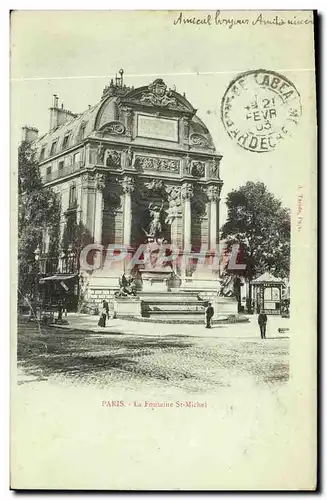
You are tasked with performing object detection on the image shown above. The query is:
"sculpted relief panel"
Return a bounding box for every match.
[134,155,180,174]
[106,150,122,169]
[191,161,205,177]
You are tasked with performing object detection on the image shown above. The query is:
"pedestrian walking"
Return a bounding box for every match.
[258,310,268,339]
[98,305,107,328]
[58,300,63,322]
[205,302,214,329]
[102,299,109,319]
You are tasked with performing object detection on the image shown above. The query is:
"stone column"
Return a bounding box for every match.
[81,173,94,235]
[122,176,134,246]
[181,183,193,249]
[166,186,181,245]
[207,185,221,251]
[94,173,105,243]
[181,183,193,279]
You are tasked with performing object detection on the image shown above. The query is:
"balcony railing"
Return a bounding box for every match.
[43,161,84,183]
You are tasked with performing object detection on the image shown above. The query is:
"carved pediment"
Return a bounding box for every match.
[122,79,195,113]
[140,79,178,108]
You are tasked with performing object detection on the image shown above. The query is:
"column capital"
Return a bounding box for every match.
[207,184,221,202]
[122,175,135,194]
[166,185,181,203]
[181,182,194,200]
[95,172,106,191]
[81,171,97,187]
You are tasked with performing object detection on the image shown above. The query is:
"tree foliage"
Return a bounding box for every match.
[18,140,61,293]
[61,212,93,255]
[221,181,290,280]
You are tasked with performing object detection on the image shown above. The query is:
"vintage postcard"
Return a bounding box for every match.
[10,10,317,490]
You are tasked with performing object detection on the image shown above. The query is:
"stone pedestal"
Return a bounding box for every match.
[181,278,219,291]
[212,296,238,317]
[114,297,142,318]
[139,268,172,292]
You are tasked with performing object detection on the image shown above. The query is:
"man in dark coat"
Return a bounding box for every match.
[205,302,214,329]
[258,311,268,339]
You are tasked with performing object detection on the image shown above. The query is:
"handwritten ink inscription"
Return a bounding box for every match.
[173,10,314,29]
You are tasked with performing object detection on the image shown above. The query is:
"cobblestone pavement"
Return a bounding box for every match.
[17,316,289,393]
[13,317,293,490]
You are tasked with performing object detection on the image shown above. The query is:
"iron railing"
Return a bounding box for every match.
[43,161,84,183]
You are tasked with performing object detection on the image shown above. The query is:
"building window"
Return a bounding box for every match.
[50,140,58,156]
[65,156,72,167]
[39,146,46,161]
[58,161,64,177]
[62,133,70,150]
[69,185,77,208]
[78,124,86,141]
[73,151,82,166]
[46,165,52,181]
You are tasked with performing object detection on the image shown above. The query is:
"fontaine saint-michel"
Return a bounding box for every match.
[22,70,236,319]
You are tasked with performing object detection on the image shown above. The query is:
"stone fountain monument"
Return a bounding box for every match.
[113,202,210,321]
[138,202,176,292]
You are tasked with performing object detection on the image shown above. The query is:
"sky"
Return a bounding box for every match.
[10,10,316,224]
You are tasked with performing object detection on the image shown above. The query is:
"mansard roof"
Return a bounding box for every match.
[36,100,103,157]
[35,77,216,157]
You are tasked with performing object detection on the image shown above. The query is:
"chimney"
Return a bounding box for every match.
[21,126,39,143]
[49,94,77,131]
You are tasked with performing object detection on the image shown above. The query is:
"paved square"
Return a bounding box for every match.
[17,315,289,392]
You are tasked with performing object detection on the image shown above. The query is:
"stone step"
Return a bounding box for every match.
[145,310,205,316]
[143,314,208,322]
[139,292,203,301]
[146,304,205,312]
[143,299,205,305]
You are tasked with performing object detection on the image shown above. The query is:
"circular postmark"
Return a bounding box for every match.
[221,69,302,153]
